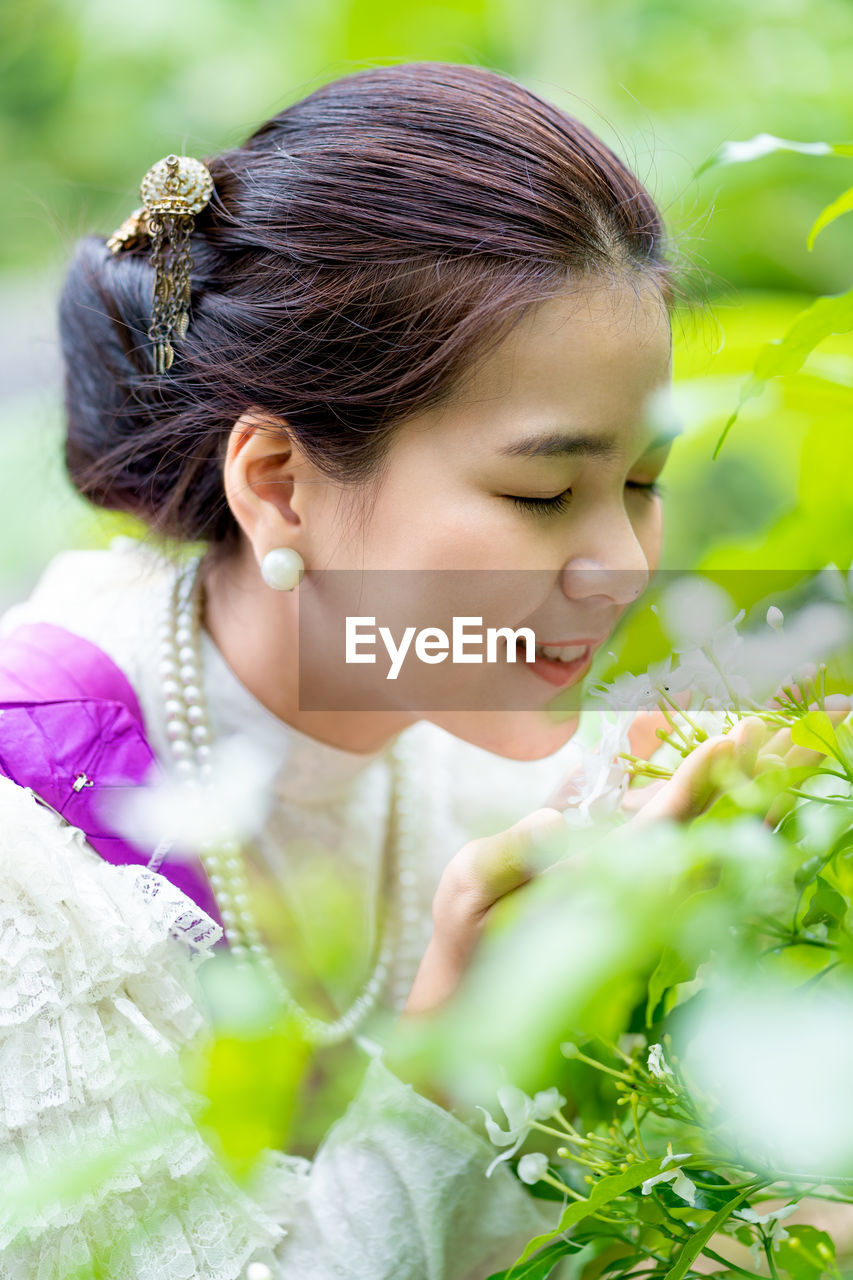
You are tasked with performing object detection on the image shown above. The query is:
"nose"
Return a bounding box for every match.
[560,511,651,605]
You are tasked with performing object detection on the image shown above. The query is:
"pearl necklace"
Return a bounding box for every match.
[158,552,423,1045]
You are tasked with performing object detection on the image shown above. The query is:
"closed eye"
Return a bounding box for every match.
[507,479,663,516]
[506,489,573,515]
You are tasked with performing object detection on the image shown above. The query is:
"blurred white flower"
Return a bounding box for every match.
[647,1044,674,1080]
[107,731,284,860]
[681,981,853,1174]
[738,602,852,700]
[669,644,750,709]
[820,563,853,604]
[477,1084,567,1178]
[517,1152,550,1185]
[560,713,632,828]
[659,578,739,651]
[735,1204,797,1265]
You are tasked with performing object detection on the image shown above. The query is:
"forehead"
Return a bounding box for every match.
[437,275,673,449]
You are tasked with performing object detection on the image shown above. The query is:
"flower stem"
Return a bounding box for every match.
[630,1093,649,1159]
[763,1235,782,1280]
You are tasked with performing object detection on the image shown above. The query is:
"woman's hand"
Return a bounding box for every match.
[623,691,850,825]
[404,725,756,1017]
[403,807,570,1016]
[404,695,850,1018]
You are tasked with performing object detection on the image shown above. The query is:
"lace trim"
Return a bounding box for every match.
[1,1161,296,1280]
[0,777,221,1027]
[0,779,310,1279]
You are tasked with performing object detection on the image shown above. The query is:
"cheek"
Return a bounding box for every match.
[627,494,663,569]
[365,485,544,572]
[642,499,664,568]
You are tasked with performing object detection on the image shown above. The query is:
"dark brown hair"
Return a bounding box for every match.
[59,61,681,552]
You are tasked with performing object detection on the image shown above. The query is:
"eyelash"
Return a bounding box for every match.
[508,480,663,516]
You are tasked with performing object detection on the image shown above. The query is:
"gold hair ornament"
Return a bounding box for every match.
[106,154,214,374]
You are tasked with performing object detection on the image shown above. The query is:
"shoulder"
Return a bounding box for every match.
[0,774,222,1015]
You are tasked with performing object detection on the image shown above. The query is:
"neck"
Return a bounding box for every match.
[201,545,418,754]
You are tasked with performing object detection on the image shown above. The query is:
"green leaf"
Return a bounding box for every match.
[486,1238,585,1280]
[773,1225,837,1280]
[808,185,853,251]
[831,827,853,859]
[790,710,841,758]
[662,1184,757,1280]
[794,854,827,889]
[646,946,690,1027]
[802,876,847,928]
[832,720,853,775]
[510,1157,668,1269]
[693,133,853,180]
[714,288,853,456]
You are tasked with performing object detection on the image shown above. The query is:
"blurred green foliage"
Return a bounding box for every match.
[2,0,853,288]
[3,0,853,602]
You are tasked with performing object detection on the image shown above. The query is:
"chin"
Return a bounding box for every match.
[430,708,580,761]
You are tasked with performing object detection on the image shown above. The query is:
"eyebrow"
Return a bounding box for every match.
[496,423,683,461]
[496,431,619,460]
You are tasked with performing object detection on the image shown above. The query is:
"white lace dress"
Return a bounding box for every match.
[0,538,583,1280]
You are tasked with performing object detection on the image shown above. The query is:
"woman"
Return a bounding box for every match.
[0,61,742,1280]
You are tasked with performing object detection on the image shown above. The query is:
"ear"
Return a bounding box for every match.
[222,407,322,554]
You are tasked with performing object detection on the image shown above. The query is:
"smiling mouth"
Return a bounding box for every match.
[509,636,598,688]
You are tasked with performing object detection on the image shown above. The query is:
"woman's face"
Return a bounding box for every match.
[299,274,675,760]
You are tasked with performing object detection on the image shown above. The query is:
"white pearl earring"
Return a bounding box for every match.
[260,547,305,591]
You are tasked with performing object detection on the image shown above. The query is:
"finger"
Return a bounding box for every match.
[767,695,850,763]
[776,697,850,771]
[621,779,668,813]
[629,735,735,828]
[466,808,570,903]
[726,716,768,775]
[762,726,793,759]
[825,693,852,723]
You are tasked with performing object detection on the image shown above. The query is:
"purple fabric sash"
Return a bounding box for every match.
[0,621,221,927]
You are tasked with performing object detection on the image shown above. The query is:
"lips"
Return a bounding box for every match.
[512,636,598,688]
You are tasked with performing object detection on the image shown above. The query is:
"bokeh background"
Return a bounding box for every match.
[2,0,853,608]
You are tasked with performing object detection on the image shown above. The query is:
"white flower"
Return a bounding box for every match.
[647,1044,674,1079]
[669,640,750,708]
[559,712,632,828]
[642,1148,697,1205]
[735,1204,797,1265]
[735,1203,797,1230]
[518,1153,550,1185]
[477,1084,567,1178]
[766,606,784,632]
[589,660,676,713]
